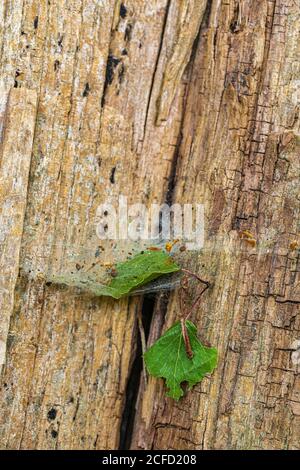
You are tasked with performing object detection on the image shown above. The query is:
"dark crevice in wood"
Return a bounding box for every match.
[122,0,215,450]
[166,0,212,205]
[101,55,121,107]
[165,129,183,206]
[126,0,218,449]
[119,296,155,450]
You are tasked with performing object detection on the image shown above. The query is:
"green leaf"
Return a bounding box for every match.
[50,250,180,299]
[101,250,180,298]
[144,320,217,400]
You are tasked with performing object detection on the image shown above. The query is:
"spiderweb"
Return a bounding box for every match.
[21,238,199,296]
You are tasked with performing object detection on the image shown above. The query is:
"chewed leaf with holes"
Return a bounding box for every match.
[50,250,180,299]
[144,320,217,400]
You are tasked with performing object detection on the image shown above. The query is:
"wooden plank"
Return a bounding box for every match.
[132,0,300,450]
[0,88,37,369]
[0,0,188,449]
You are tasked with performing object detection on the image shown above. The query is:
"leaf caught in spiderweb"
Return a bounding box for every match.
[21,239,194,297]
[21,238,218,400]
[49,249,180,299]
[144,320,218,400]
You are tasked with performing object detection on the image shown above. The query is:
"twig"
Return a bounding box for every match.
[179,268,210,358]
[180,319,193,359]
[137,307,148,386]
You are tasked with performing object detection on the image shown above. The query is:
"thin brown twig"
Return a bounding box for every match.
[137,307,148,386]
[179,268,210,359]
[181,268,210,289]
[180,319,193,359]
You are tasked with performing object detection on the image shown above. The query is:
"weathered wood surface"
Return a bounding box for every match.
[0,88,37,373]
[0,0,299,450]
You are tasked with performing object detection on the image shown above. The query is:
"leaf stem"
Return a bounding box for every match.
[179,268,210,358]
[137,307,148,385]
[180,319,193,359]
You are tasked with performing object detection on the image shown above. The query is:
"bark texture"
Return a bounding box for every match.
[0,0,299,450]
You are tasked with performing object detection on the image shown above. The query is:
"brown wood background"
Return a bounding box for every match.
[0,0,299,449]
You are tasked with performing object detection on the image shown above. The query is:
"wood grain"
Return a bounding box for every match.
[0,88,37,371]
[0,0,299,450]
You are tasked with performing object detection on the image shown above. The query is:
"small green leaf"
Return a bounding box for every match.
[100,250,180,298]
[144,320,217,400]
[50,250,180,299]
